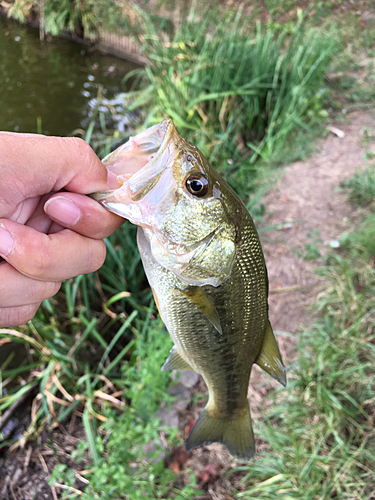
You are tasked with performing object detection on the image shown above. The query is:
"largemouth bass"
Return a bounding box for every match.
[92,119,286,459]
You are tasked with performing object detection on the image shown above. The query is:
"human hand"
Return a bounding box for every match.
[0,132,124,327]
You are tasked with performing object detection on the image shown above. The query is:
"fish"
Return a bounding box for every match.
[91,119,286,460]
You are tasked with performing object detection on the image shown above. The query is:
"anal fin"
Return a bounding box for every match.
[161,345,193,371]
[255,320,287,386]
[177,286,222,334]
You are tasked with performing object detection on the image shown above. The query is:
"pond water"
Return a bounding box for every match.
[0,15,139,136]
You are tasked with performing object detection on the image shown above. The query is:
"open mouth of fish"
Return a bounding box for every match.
[93,119,173,201]
[92,119,217,263]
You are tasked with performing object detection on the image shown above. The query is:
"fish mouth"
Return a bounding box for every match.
[92,119,176,211]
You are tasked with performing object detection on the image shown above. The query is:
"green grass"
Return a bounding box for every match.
[82,3,338,197]
[341,213,375,258]
[235,284,375,498]
[340,165,375,258]
[46,322,198,499]
[0,224,191,497]
[341,167,375,207]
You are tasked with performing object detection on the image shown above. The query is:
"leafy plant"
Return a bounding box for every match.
[126,6,337,178]
[46,321,193,499]
[8,0,126,39]
[235,167,375,498]
[292,228,322,261]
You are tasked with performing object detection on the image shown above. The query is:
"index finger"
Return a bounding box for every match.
[0,133,118,200]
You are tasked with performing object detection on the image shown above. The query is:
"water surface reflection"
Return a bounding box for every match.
[0,16,139,135]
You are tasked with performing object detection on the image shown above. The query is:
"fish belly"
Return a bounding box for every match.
[137,227,269,459]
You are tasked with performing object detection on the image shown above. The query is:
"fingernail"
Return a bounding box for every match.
[44,197,82,227]
[107,170,120,189]
[0,226,15,257]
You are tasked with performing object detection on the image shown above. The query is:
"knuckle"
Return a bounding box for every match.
[25,245,52,279]
[23,245,64,282]
[64,136,88,152]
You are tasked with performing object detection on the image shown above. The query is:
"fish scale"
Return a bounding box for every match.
[91,118,286,459]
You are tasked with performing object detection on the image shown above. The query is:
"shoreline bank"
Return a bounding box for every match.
[0,5,147,65]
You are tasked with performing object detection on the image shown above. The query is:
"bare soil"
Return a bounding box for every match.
[1,110,374,499]
[265,111,374,335]
[248,110,374,417]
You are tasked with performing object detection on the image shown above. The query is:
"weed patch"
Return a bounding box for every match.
[341,166,375,206]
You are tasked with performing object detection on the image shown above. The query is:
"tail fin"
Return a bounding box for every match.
[185,403,255,460]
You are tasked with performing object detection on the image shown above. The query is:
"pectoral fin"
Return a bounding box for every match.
[255,320,286,387]
[177,286,222,334]
[161,345,193,371]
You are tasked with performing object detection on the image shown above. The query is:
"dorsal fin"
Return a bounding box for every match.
[255,320,286,386]
[176,286,222,335]
[161,345,193,371]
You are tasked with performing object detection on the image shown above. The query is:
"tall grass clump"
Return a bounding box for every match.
[341,166,375,207]
[340,165,375,258]
[124,5,338,190]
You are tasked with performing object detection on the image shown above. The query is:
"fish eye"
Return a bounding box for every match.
[186,174,209,197]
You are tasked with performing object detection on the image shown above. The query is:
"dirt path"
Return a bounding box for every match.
[264,110,374,339]
[245,110,375,419]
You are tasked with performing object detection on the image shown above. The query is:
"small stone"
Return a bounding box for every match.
[361,10,375,21]
[173,399,190,411]
[277,222,293,230]
[329,240,340,248]
[167,383,192,411]
[327,126,345,138]
[167,383,189,397]
[156,407,179,428]
[178,370,199,388]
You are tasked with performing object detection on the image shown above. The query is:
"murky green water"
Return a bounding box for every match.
[0,16,139,136]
